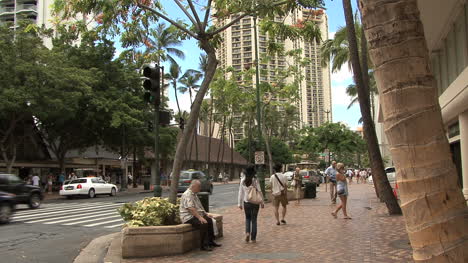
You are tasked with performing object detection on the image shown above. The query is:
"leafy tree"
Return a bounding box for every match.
[0,22,96,173]
[55,0,326,203]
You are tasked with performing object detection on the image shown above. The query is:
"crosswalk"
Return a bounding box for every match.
[12,202,125,229]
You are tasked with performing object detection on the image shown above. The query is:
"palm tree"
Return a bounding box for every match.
[346,71,377,119]
[360,0,467,260]
[321,11,400,212]
[179,69,202,105]
[165,63,183,114]
[147,23,185,66]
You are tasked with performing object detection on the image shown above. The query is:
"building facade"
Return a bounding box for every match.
[418,0,468,199]
[211,9,332,145]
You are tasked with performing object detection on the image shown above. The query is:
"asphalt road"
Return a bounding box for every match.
[0,183,240,263]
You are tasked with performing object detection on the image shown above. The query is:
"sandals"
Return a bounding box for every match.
[245,233,250,243]
[281,220,287,225]
[331,212,337,219]
[344,216,352,220]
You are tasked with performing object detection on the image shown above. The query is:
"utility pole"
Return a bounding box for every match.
[253,10,266,197]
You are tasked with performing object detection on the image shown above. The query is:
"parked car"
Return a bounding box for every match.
[0,191,16,224]
[59,177,118,198]
[368,167,396,184]
[0,173,43,209]
[177,170,213,194]
[300,170,321,187]
[283,171,294,182]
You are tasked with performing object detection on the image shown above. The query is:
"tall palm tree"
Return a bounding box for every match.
[147,23,185,66]
[346,71,377,119]
[179,69,202,106]
[321,12,400,212]
[360,0,468,260]
[165,63,183,114]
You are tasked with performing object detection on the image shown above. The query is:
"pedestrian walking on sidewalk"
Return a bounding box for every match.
[325,161,338,204]
[292,167,303,205]
[270,163,288,225]
[331,163,351,219]
[238,165,264,243]
[180,180,222,251]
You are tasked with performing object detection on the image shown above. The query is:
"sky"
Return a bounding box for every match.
[128,0,362,129]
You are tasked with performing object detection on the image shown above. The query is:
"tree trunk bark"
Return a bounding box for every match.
[173,80,181,113]
[359,0,468,261]
[169,42,218,203]
[342,0,401,214]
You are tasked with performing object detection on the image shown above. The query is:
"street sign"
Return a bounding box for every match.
[255,151,265,165]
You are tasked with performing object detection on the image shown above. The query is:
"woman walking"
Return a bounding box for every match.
[292,168,302,205]
[238,165,264,243]
[331,163,351,219]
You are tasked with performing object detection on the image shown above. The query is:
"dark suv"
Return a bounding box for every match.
[0,174,43,209]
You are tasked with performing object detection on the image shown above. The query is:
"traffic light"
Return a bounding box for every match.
[147,120,153,132]
[179,117,185,130]
[142,65,161,105]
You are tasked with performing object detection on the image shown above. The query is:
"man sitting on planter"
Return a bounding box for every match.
[180,180,222,251]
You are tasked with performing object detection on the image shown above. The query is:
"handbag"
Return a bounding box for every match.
[247,180,263,204]
[291,178,296,187]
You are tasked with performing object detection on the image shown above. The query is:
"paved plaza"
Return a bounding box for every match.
[122,183,413,263]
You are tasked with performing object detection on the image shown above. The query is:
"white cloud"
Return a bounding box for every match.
[331,62,354,107]
[168,90,192,115]
[329,31,336,39]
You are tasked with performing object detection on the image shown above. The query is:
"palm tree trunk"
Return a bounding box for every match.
[360,0,468,261]
[342,0,401,214]
[169,42,218,204]
[173,80,181,113]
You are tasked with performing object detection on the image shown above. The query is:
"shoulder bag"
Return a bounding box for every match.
[247,180,263,204]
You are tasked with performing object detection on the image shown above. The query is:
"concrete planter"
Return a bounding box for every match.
[121,214,223,258]
[265,188,304,202]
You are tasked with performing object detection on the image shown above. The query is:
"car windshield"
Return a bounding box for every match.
[300,171,308,176]
[63,180,70,185]
[385,167,396,173]
[180,172,191,180]
[70,179,87,184]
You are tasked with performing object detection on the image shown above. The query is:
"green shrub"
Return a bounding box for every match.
[118,197,181,227]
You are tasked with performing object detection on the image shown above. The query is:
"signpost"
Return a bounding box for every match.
[255,151,265,165]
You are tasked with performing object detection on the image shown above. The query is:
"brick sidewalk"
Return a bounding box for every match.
[123,183,412,263]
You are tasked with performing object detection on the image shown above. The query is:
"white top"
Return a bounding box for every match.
[238,178,263,207]
[32,176,40,186]
[270,173,287,196]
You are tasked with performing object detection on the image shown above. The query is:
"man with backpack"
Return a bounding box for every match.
[270,163,288,225]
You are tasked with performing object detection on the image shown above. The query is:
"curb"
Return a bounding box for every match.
[74,232,120,263]
[104,233,122,263]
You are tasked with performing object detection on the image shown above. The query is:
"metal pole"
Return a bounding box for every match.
[154,65,162,197]
[253,11,265,197]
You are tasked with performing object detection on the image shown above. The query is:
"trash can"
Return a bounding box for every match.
[143,181,150,190]
[197,192,210,212]
[304,182,317,199]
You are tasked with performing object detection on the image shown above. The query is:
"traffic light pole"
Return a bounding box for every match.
[153,66,162,197]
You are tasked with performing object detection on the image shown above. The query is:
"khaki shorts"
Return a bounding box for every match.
[273,192,288,207]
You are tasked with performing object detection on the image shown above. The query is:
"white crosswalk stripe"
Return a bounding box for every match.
[12,202,125,229]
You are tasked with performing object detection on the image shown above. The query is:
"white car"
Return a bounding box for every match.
[60,177,118,198]
[283,171,294,181]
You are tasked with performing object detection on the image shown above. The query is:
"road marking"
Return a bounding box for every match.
[84,218,124,227]
[14,202,111,215]
[28,210,119,224]
[12,203,122,220]
[60,214,121,225]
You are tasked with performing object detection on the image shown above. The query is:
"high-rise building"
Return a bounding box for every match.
[208,9,332,145]
[0,0,55,46]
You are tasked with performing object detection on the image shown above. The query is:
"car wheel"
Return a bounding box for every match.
[209,185,213,195]
[66,196,73,200]
[0,203,13,224]
[28,193,41,209]
[88,189,96,198]
[110,187,116,196]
